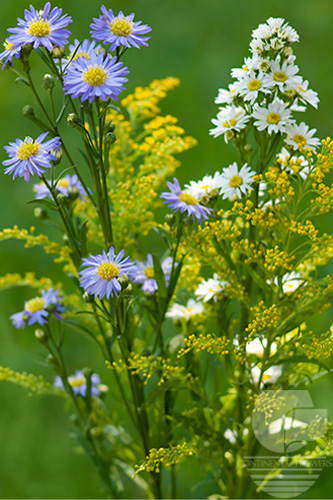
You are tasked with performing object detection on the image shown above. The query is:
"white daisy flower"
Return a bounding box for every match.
[266,56,301,91]
[284,122,321,151]
[224,428,249,444]
[166,299,204,323]
[268,417,307,436]
[295,79,319,109]
[252,98,293,134]
[195,274,227,303]
[249,37,265,56]
[215,83,238,105]
[280,271,304,293]
[231,55,261,79]
[185,171,224,201]
[236,70,273,105]
[219,162,255,200]
[210,106,250,141]
[246,337,277,358]
[252,365,282,385]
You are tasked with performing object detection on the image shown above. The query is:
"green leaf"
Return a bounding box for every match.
[152,254,167,299]
[27,198,58,211]
[273,355,331,373]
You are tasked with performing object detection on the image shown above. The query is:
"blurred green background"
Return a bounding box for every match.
[0,0,333,498]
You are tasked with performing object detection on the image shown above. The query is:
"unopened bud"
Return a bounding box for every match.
[118,274,129,289]
[105,132,117,145]
[260,60,270,72]
[82,291,94,303]
[68,186,79,201]
[42,73,55,91]
[52,46,65,59]
[67,113,80,127]
[50,146,62,165]
[83,367,92,379]
[63,234,70,246]
[22,105,35,117]
[244,144,253,153]
[46,353,58,366]
[90,426,103,438]
[226,130,235,141]
[46,302,57,314]
[283,88,297,100]
[95,47,106,57]
[104,121,116,133]
[56,193,68,206]
[165,213,175,227]
[35,328,48,343]
[34,207,48,220]
[283,47,293,57]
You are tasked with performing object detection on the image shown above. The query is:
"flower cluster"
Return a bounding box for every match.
[10,288,64,329]
[211,17,320,154]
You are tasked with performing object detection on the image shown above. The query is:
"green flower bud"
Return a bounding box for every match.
[22,105,35,117]
[34,207,48,220]
[105,132,117,145]
[56,193,68,206]
[165,213,176,227]
[226,130,235,141]
[68,186,79,201]
[52,46,65,59]
[50,146,62,165]
[83,367,92,379]
[67,113,80,127]
[35,328,48,343]
[63,234,70,246]
[118,274,129,289]
[82,291,95,303]
[42,73,55,91]
[104,121,116,133]
[90,426,103,438]
[244,144,253,152]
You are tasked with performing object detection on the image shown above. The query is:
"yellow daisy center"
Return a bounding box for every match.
[83,66,107,86]
[223,118,237,128]
[248,79,261,91]
[25,297,45,313]
[57,178,69,189]
[71,50,90,62]
[28,19,50,37]
[97,262,120,281]
[293,134,306,146]
[69,375,86,387]
[274,71,288,82]
[262,373,271,382]
[17,141,40,161]
[4,40,14,51]
[267,112,281,124]
[110,19,133,37]
[179,192,198,205]
[144,267,155,279]
[186,307,193,313]
[229,175,243,188]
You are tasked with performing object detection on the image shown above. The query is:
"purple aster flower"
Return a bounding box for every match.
[134,254,173,294]
[0,39,21,69]
[34,174,88,200]
[160,178,213,224]
[7,2,72,52]
[10,288,64,329]
[79,247,137,300]
[63,50,128,103]
[90,6,151,51]
[59,39,101,72]
[54,370,101,397]
[3,132,61,182]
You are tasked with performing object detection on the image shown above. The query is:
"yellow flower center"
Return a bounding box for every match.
[97,262,120,281]
[274,71,288,82]
[293,134,306,146]
[248,79,261,91]
[267,112,281,124]
[17,141,40,161]
[25,297,45,313]
[83,66,107,86]
[186,307,193,313]
[179,192,198,205]
[110,19,133,37]
[57,178,69,189]
[71,50,90,62]
[4,40,14,51]
[223,118,237,128]
[262,373,271,382]
[69,375,86,388]
[144,267,155,279]
[28,20,50,37]
[229,175,243,188]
